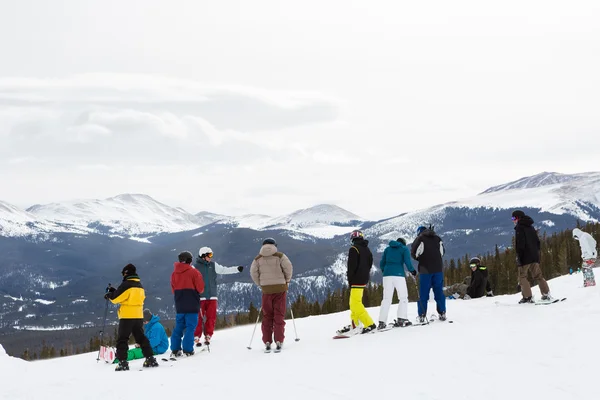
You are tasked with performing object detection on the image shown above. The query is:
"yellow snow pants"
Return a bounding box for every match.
[350,286,374,328]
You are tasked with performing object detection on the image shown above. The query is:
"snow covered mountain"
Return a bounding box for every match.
[0,274,596,400]
[223,204,364,239]
[26,194,206,240]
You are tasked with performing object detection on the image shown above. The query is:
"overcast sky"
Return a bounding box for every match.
[1,0,599,220]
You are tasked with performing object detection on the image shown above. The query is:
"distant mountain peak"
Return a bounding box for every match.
[480,172,585,194]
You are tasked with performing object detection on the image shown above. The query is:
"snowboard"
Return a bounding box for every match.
[583,267,596,287]
[99,345,116,363]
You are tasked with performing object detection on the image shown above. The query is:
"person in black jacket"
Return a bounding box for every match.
[411,225,446,322]
[512,210,551,303]
[336,230,377,335]
[465,257,493,299]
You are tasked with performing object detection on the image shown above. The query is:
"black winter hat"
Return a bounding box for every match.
[143,309,152,322]
[263,238,277,246]
[396,238,407,245]
[122,263,136,276]
[512,210,526,219]
[178,251,193,264]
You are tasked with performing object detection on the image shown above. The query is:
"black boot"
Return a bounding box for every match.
[518,297,534,304]
[394,318,412,327]
[115,360,129,371]
[377,321,387,330]
[143,356,159,368]
[361,323,377,334]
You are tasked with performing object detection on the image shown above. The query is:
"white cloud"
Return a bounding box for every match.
[0,1,600,219]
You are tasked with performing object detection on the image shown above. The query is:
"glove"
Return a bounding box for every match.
[104,293,111,300]
[237,266,244,272]
[106,286,116,293]
[486,290,494,297]
[410,270,417,277]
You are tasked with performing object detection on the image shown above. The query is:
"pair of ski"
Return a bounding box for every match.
[333,316,454,339]
[494,297,567,307]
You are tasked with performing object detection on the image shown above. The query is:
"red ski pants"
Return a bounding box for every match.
[194,299,217,338]
[261,292,287,344]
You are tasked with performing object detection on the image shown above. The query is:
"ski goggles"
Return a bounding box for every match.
[469,263,478,268]
[206,253,213,258]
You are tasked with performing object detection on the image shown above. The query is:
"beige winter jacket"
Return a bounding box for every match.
[250,244,293,294]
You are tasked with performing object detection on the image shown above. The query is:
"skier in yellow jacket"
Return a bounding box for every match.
[104,263,158,371]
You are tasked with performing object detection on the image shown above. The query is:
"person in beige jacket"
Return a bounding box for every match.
[250,237,293,352]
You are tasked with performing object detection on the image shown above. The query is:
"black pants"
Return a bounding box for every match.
[116,318,153,362]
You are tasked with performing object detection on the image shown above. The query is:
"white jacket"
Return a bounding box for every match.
[573,228,597,260]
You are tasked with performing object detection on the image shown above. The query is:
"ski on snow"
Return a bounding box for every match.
[495,297,567,307]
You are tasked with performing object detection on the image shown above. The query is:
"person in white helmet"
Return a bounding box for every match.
[193,246,244,346]
[573,228,597,287]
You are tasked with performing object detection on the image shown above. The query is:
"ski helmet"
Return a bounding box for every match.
[416,226,427,236]
[350,230,364,241]
[178,251,194,264]
[396,237,407,245]
[469,257,481,267]
[198,246,213,258]
[262,238,277,246]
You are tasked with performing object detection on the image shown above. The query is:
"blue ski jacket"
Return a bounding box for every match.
[380,240,415,277]
[144,315,169,355]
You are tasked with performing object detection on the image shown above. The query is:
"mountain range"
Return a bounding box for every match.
[1,171,599,331]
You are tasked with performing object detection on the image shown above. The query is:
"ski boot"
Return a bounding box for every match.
[170,350,183,358]
[518,297,534,304]
[377,321,388,330]
[264,342,272,353]
[417,315,427,324]
[540,293,553,301]
[143,356,159,368]
[183,350,195,357]
[361,323,377,334]
[336,321,356,335]
[204,335,211,346]
[393,318,412,327]
[194,336,202,347]
[115,360,129,371]
[275,341,283,352]
[438,312,447,321]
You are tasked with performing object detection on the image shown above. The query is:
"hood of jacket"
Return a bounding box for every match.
[173,262,195,274]
[573,228,583,240]
[147,314,161,328]
[517,215,535,227]
[352,238,369,247]
[388,240,402,248]
[259,244,278,257]
[420,229,437,237]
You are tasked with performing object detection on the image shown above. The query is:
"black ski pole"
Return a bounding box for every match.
[96,283,111,362]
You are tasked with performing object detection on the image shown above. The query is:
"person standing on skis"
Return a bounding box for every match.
[337,230,377,335]
[411,225,446,323]
[250,237,293,352]
[104,263,158,371]
[193,246,244,347]
[572,228,597,287]
[512,210,552,303]
[170,251,205,357]
[377,238,416,329]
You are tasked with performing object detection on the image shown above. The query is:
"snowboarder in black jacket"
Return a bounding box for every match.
[465,257,493,299]
[512,210,551,303]
[336,230,377,335]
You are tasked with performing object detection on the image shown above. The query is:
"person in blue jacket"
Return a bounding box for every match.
[113,308,169,363]
[377,238,417,329]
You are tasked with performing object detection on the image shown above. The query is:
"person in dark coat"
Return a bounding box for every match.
[512,210,551,303]
[411,225,446,322]
[336,230,377,335]
[465,257,493,299]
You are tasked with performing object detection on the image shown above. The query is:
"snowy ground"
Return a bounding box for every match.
[1,273,599,400]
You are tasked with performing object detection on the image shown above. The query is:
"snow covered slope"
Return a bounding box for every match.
[26,194,205,238]
[1,273,597,400]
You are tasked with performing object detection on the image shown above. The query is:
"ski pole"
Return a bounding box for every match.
[201,310,210,353]
[247,307,261,350]
[96,284,111,362]
[289,306,300,342]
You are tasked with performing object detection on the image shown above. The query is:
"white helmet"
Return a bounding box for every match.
[199,246,213,257]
